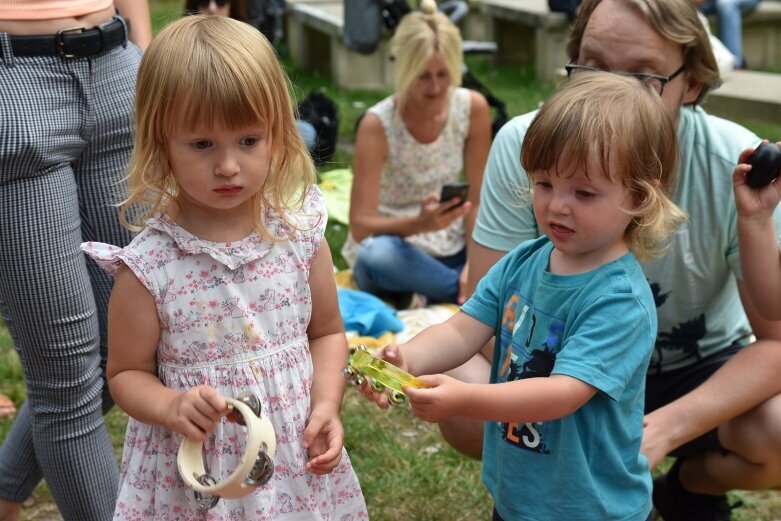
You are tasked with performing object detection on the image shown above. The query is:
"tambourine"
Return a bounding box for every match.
[343,345,428,407]
[177,393,276,509]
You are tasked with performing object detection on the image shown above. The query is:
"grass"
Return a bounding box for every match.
[2,3,781,519]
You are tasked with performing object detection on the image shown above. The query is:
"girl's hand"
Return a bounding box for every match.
[734,142,781,220]
[165,386,229,441]
[404,374,466,423]
[302,403,344,475]
[416,192,472,234]
[356,343,408,409]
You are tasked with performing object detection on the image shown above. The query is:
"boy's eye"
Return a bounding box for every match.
[192,140,211,150]
[534,181,552,189]
[576,190,596,198]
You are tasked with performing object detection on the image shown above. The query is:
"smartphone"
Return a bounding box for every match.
[440,182,470,206]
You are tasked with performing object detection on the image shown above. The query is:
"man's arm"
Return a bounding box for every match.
[642,282,781,469]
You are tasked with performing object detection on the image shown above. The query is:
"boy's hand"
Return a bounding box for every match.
[302,403,344,475]
[734,142,781,220]
[166,386,228,441]
[404,374,466,423]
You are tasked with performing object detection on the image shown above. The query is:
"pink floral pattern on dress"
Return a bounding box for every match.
[83,187,367,520]
[342,87,472,265]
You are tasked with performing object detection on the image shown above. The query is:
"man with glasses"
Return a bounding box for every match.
[441,0,781,519]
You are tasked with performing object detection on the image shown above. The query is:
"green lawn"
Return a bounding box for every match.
[2,3,781,519]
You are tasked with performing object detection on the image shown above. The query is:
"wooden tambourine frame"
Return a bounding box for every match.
[177,397,277,501]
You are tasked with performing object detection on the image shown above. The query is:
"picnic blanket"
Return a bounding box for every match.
[335,269,459,348]
[318,168,352,225]
[319,169,459,346]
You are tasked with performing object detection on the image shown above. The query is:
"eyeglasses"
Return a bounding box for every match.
[197,0,229,7]
[564,63,686,96]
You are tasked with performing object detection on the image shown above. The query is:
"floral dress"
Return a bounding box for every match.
[82,188,367,521]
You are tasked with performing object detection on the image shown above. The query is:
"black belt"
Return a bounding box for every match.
[2,16,128,59]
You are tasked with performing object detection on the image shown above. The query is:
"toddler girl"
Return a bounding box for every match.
[82,15,367,519]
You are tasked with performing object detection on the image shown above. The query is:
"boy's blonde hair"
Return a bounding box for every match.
[121,15,315,236]
[568,0,720,105]
[521,73,687,261]
[391,0,462,105]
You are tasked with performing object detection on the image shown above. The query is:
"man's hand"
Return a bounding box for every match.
[641,410,677,470]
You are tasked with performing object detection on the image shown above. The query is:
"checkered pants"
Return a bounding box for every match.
[0,30,140,520]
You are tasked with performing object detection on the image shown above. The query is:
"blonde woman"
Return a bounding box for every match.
[344,0,491,307]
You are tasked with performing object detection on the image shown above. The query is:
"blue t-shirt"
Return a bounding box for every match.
[473,106,781,372]
[462,236,654,521]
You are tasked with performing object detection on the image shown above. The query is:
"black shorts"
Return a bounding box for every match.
[645,342,745,458]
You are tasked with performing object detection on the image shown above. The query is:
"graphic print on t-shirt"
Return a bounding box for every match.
[647,280,707,372]
[497,291,564,454]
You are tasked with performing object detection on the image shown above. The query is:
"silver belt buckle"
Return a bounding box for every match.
[55,26,85,58]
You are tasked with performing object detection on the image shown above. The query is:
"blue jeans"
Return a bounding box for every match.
[351,235,465,304]
[699,0,761,67]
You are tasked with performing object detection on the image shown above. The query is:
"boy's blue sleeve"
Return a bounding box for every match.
[552,293,656,400]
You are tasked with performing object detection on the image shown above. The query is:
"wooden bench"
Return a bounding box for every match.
[462,0,781,83]
[703,69,781,126]
[461,0,572,83]
[285,0,394,91]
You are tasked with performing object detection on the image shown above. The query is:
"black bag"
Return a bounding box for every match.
[548,0,581,21]
[381,0,412,32]
[343,0,411,54]
[297,91,340,166]
[344,0,384,54]
[244,0,286,45]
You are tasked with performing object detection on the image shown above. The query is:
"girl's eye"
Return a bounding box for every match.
[240,136,260,147]
[576,190,596,198]
[192,140,211,150]
[534,181,552,189]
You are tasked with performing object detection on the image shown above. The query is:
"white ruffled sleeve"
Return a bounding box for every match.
[81,241,161,301]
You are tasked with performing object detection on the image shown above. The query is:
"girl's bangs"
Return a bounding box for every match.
[171,83,267,133]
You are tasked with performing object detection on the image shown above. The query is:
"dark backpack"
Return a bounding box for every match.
[381,0,412,32]
[343,0,411,54]
[297,91,340,167]
[243,0,286,45]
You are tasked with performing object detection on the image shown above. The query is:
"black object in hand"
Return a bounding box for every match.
[746,142,781,188]
[440,183,470,206]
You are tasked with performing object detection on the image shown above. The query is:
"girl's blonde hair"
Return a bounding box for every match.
[521,73,687,261]
[391,0,462,104]
[568,0,720,105]
[121,15,315,237]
